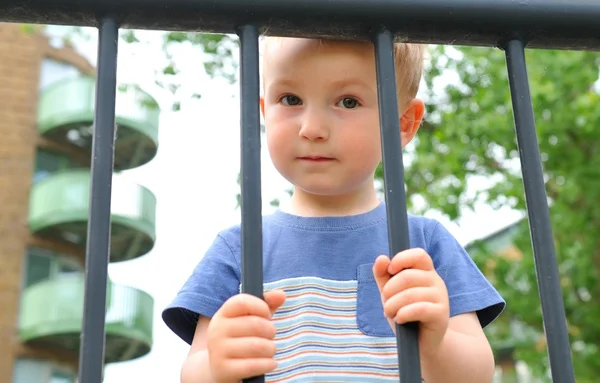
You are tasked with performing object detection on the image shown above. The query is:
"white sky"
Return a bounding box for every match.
[46,27,523,382]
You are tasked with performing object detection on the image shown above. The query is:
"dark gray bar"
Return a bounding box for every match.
[237,23,265,383]
[503,38,575,383]
[373,28,421,383]
[78,16,119,383]
[2,0,600,51]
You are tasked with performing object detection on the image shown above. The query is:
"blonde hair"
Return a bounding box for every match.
[260,36,425,108]
[393,42,425,108]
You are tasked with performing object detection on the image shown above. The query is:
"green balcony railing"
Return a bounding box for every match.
[19,274,154,363]
[37,76,160,170]
[28,169,156,262]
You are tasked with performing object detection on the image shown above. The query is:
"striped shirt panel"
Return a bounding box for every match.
[263,276,401,382]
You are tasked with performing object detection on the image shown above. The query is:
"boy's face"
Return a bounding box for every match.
[261,38,422,197]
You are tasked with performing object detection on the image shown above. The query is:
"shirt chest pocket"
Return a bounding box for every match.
[356,263,395,337]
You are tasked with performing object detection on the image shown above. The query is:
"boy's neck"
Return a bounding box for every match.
[286,182,381,217]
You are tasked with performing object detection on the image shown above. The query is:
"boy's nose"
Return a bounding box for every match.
[298,109,330,141]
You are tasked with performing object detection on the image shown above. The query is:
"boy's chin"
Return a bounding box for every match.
[295,182,366,198]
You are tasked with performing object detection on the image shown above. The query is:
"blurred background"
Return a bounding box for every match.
[1,22,598,383]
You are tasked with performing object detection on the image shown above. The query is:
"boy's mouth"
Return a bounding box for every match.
[297,156,335,162]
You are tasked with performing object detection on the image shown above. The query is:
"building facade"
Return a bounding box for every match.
[0,23,159,382]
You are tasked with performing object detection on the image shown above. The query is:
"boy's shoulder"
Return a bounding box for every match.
[407,212,442,232]
[212,208,446,251]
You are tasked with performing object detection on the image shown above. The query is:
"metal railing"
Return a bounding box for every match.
[3,1,599,382]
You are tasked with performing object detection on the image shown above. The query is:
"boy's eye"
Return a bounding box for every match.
[338,97,359,109]
[280,95,302,106]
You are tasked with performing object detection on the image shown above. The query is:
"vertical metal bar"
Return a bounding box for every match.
[373,28,421,383]
[504,38,575,383]
[237,24,265,383]
[77,16,119,383]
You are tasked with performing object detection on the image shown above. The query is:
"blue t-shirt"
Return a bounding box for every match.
[163,202,505,382]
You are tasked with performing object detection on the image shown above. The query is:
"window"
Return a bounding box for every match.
[39,58,80,91]
[33,149,73,184]
[24,251,52,288]
[12,358,76,383]
[58,262,79,274]
[23,247,83,288]
[49,370,76,383]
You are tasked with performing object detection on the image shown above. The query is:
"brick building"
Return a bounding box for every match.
[0,23,159,382]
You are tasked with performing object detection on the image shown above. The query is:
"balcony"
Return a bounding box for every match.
[37,76,160,171]
[19,274,154,363]
[28,169,156,262]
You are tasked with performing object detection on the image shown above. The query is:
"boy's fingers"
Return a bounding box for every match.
[224,316,278,339]
[222,337,278,359]
[222,358,278,380]
[264,289,287,315]
[381,269,433,300]
[373,255,391,295]
[219,293,272,319]
[389,248,434,274]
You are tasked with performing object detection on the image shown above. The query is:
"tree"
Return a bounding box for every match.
[386,45,600,381]
[67,25,599,380]
[220,38,600,380]
[218,36,599,379]
[36,25,240,112]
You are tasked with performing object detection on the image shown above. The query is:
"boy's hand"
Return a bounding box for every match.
[206,290,286,383]
[373,249,449,354]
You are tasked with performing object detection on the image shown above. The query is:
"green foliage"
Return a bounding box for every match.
[160,32,238,84]
[107,25,600,379]
[391,45,600,381]
[156,32,238,111]
[48,27,238,112]
[224,43,600,381]
[19,24,39,34]
[201,31,599,380]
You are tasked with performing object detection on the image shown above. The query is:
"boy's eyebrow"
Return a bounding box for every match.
[263,75,377,99]
[265,78,296,89]
[329,78,375,91]
[266,77,374,92]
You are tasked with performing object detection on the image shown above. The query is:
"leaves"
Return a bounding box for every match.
[105,25,600,379]
[392,44,600,380]
[49,27,239,113]
[161,32,238,84]
[121,30,139,44]
[218,37,599,379]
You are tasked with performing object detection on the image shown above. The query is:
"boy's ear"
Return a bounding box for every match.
[260,97,265,118]
[399,98,425,148]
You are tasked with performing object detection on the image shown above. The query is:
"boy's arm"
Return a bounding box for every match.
[421,312,495,383]
[374,251,498,383]
[181,316,215,383]
[419,220,504,382]
[374,219,504,383]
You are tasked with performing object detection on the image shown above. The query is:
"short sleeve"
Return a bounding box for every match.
[428,222,506,328]
[162,233,241,345]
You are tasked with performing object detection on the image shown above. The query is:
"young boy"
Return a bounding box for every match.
[163,37,505,383]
